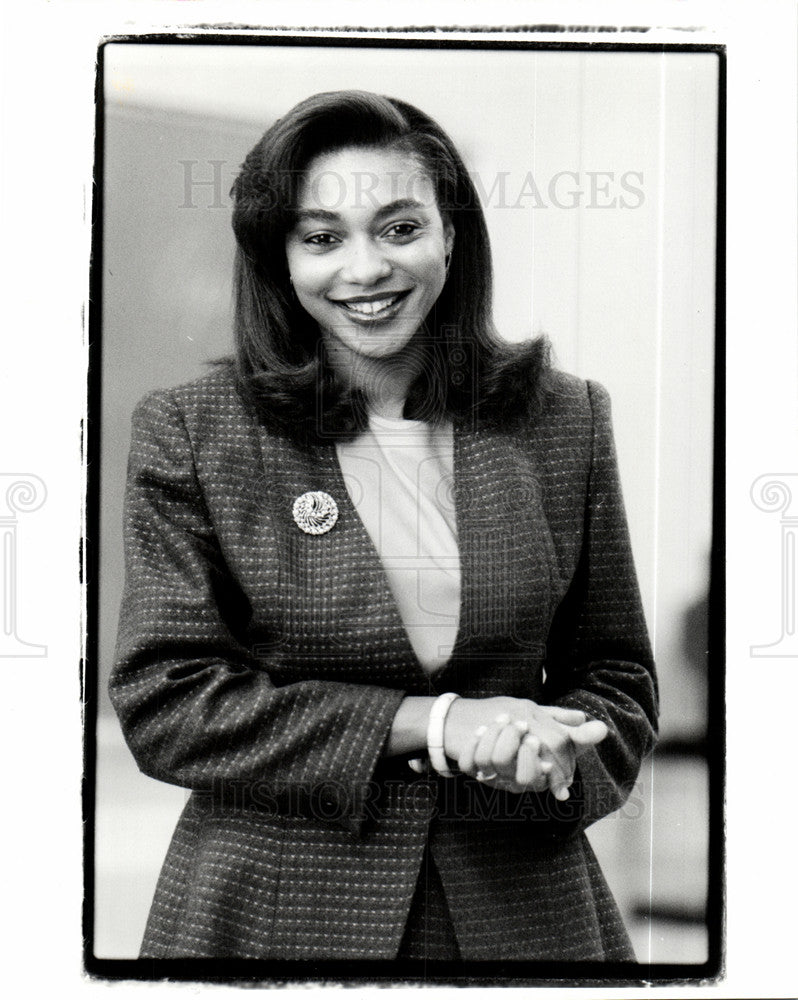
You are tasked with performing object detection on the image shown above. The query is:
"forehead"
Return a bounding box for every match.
[296,145,437,213]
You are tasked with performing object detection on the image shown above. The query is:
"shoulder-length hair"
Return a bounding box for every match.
[230,89,549,445]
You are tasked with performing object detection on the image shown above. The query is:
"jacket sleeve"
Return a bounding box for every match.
[109,389,406,832]
[541,380,659,831]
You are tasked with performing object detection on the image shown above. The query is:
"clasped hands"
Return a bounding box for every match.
[443,697,609,799]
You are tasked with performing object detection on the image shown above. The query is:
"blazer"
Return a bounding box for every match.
[110,363,658,962]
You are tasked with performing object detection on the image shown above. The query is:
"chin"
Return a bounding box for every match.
[342,327,421,360]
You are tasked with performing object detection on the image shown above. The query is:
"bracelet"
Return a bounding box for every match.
[426,692,460,778]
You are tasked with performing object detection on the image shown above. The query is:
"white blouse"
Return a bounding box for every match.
[335,411,461,673]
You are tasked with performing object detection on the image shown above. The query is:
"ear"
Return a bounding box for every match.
[443,220,455,257]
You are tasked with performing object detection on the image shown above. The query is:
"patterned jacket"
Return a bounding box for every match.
[110,364,658,961]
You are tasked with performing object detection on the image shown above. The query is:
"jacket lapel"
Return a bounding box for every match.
[436,418,557,697]
[256,426,427,691]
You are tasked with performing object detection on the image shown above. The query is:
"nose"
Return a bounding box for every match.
[340,236,392,285]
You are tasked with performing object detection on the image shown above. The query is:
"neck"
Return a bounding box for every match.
[323,336,429,420]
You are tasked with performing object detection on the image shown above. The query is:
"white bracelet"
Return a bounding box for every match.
[426,692,460,778]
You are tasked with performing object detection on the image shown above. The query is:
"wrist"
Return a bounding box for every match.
[386,696,436,757]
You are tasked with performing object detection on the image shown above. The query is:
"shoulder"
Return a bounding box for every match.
[130,364,311,481]
[131,363,258,445]
[480,336,610,435]
[536,369,612,432]
[133,362,244,421]
[508,370,616,487]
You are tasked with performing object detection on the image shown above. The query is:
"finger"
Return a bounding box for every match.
[473,714,510,772]
[537,706,587,727]
[540,754,570,800]
[544,755,573,800]
[566,719,609,747]
[515,734,545,790]
[539,738,575,800]
[491,723,524,777]
[458,724,486,775]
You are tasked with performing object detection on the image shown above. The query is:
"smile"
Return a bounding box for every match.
[333,289,412,321]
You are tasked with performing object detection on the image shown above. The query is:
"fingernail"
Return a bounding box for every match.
[495,713,511,726]
[555,786,570,801]
[513,719,529,733]
[540,761,553,773]
[475,725,488,737]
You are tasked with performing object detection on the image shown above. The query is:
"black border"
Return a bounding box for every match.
[85,31,726,986]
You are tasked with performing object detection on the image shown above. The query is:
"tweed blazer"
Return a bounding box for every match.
[110,363,658,962]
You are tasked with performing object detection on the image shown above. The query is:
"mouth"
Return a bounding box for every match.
[331,288,412,323]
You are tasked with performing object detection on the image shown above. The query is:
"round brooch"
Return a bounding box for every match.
[292,491,339,535]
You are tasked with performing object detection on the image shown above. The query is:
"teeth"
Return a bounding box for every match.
[342,294,400,316]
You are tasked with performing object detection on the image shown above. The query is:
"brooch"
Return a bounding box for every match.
[292,491,339,535]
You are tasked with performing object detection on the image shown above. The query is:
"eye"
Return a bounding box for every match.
[383,221,421,240]
[303,232,340,248]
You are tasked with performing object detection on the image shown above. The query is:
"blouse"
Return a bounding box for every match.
[335,411,460,673]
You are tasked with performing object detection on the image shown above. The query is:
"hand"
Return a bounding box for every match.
[445,697,608,796]
[457,715,551,795]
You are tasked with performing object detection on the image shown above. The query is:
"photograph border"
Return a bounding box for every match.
[84,30,726,986]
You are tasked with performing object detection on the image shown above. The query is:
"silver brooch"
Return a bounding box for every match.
[292,491,339,535]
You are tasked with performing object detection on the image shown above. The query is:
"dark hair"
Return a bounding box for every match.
[230,89,549,444]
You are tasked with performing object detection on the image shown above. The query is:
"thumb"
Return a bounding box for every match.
[538,705,587,727]
[566,719,609,746]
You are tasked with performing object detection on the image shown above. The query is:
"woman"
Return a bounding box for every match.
[110,90,658,962]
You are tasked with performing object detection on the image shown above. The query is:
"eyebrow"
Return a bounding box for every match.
[293,198,430,224]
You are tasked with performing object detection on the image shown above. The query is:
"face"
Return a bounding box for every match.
[285,145,454,368]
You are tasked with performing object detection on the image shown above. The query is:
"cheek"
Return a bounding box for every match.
[287,256,329,298]
[415,247,448,291]
[401,238,445,275]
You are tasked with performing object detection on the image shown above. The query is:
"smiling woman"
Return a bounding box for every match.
[285,147,454,395]
[109,89,657,963]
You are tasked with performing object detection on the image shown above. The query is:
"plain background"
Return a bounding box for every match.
[3,3,797,996]
[95,43,717,961]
